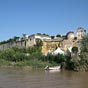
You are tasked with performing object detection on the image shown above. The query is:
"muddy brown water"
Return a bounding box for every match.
[0,67,88,88]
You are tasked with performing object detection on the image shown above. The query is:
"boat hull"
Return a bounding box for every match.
[44,66,60,70]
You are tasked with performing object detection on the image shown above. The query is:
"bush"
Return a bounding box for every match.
[0,48,29,62]
[0,59,11,66]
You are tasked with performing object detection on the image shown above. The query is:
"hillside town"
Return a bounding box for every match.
[0,27,86,55]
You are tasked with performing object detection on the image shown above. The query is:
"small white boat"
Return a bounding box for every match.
[44,65,60,70]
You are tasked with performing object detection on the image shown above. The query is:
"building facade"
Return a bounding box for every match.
[77,27,86,40]
[0,28,87,54]
[41,38,63,54]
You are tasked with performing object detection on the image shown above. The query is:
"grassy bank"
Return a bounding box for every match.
[0,47,60,68]
[0,59,11,66]
[0,59,58,69]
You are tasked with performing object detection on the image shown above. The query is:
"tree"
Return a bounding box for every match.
[62,35,67,39]
[13,36,20,41]
[80,34,88,52]
[51,36,55,39]
[74,37,77,40]
[56,34,61,37]
[36,39,43,47]
[72,47,78,54]
[43,33,49,36]
[36,33,41,35]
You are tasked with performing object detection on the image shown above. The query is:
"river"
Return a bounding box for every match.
[0,67,88,88]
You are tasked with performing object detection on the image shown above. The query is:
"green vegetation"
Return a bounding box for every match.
[0,39,60,68]
[0,46,63,68]
[0,36,20,45]
[65,34,88,72]
[0,38,66,68]
[56,34,61,37]
[72,47,78,54]
[0,59,11,66]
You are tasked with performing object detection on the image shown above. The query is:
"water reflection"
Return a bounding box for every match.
[45,69,60,73]
[0,67,88,88]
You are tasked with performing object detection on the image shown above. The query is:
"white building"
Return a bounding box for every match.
[29,33,51,46]
[30,33,51,40]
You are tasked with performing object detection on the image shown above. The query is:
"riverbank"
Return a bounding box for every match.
[0,59,58,69]
[0,44,88,72]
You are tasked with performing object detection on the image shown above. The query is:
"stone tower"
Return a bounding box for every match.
[77,27,86,40]
[67,32,74,40]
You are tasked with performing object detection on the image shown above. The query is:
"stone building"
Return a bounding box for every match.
[0,38,30,50]
[0,28,86,54]
[66,32,74,40]
[77,27,86,40]
[41,38,63,54]
[61,32,75,52]
[29,33,51,46]
[0,33,51,51]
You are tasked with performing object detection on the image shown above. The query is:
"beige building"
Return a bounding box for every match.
[0,28,86,54]
[41,28,87,54]
[42,38,63,54]
[67,32,74,40]
[61,32,75,52]
[29,33,51,46]
[0,33,51,51]
[77,27,86,40]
